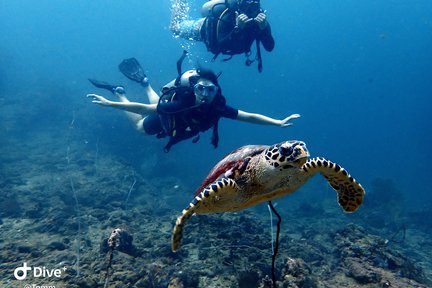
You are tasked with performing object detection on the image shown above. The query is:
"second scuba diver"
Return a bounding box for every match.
[170,0,274,72]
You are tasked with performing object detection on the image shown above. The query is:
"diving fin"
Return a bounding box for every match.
[88,79,117,92]
[118,58,146,83]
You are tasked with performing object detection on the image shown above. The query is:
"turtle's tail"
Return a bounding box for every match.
[172,206,195,252]
[302,157,365,212]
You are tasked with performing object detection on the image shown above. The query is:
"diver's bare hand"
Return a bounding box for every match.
[236,12,250,29]
[255,12,268,30]
[86,94,112,106]
[279,113,301,127]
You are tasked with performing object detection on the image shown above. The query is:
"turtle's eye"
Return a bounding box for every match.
[278,145,294,156]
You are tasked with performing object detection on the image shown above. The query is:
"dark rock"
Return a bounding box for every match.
[177,271,199,288]
[30,250,42,258]
[345,258,381,284]
[47,241,67,251]
[283,257,311,278]
[198,248,209,260]
[100,228,137,256]
[16,245,32,254]
[247,251,261,262]
[238,270,260,288]
[281,257,314,287]
[299,276,319,288]
[158,244,178,259]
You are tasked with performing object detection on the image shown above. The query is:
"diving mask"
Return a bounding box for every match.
[238,0,261,17]
[194,80,219,103]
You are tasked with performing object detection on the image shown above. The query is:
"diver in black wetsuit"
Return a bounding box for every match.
[170,0,274,72]
[87,56,299,152]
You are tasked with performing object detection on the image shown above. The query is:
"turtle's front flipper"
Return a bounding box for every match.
[302,157,365,212]
[172,177,237,252]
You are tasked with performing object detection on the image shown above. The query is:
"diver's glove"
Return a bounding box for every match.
[255,12,268,30]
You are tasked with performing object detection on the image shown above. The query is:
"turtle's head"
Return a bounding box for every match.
[265,141,309,168]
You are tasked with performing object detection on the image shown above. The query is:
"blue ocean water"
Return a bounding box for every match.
[2,0,430,205]
[1,1,432,286]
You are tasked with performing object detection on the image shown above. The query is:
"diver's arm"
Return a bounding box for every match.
[87,94,157,115]
[236,110,300,127]
[259,24,275,51]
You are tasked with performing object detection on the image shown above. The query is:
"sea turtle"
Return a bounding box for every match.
[172,140,365,251]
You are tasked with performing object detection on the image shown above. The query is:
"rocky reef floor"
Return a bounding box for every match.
[1,130,431,288]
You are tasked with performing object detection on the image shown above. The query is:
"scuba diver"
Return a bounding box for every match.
[87,53,299,152]
[170,0,274,72]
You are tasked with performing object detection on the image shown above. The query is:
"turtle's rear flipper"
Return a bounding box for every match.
[172,208,193,252]
[118,57,146,83]
[172,177,237,252]
[302,157,365,212]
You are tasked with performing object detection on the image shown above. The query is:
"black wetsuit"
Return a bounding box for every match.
[202,2,275,57]
[143,89,238,151]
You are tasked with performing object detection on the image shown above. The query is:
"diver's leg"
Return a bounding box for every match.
[118,57,157,103]
[113,89,145,128]
[142,81,160,105]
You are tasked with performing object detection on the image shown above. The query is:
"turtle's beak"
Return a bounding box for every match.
[293,144,309,165]
[280,141,309,165]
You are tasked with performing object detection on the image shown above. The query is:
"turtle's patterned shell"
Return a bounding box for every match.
[194,145,267,195]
